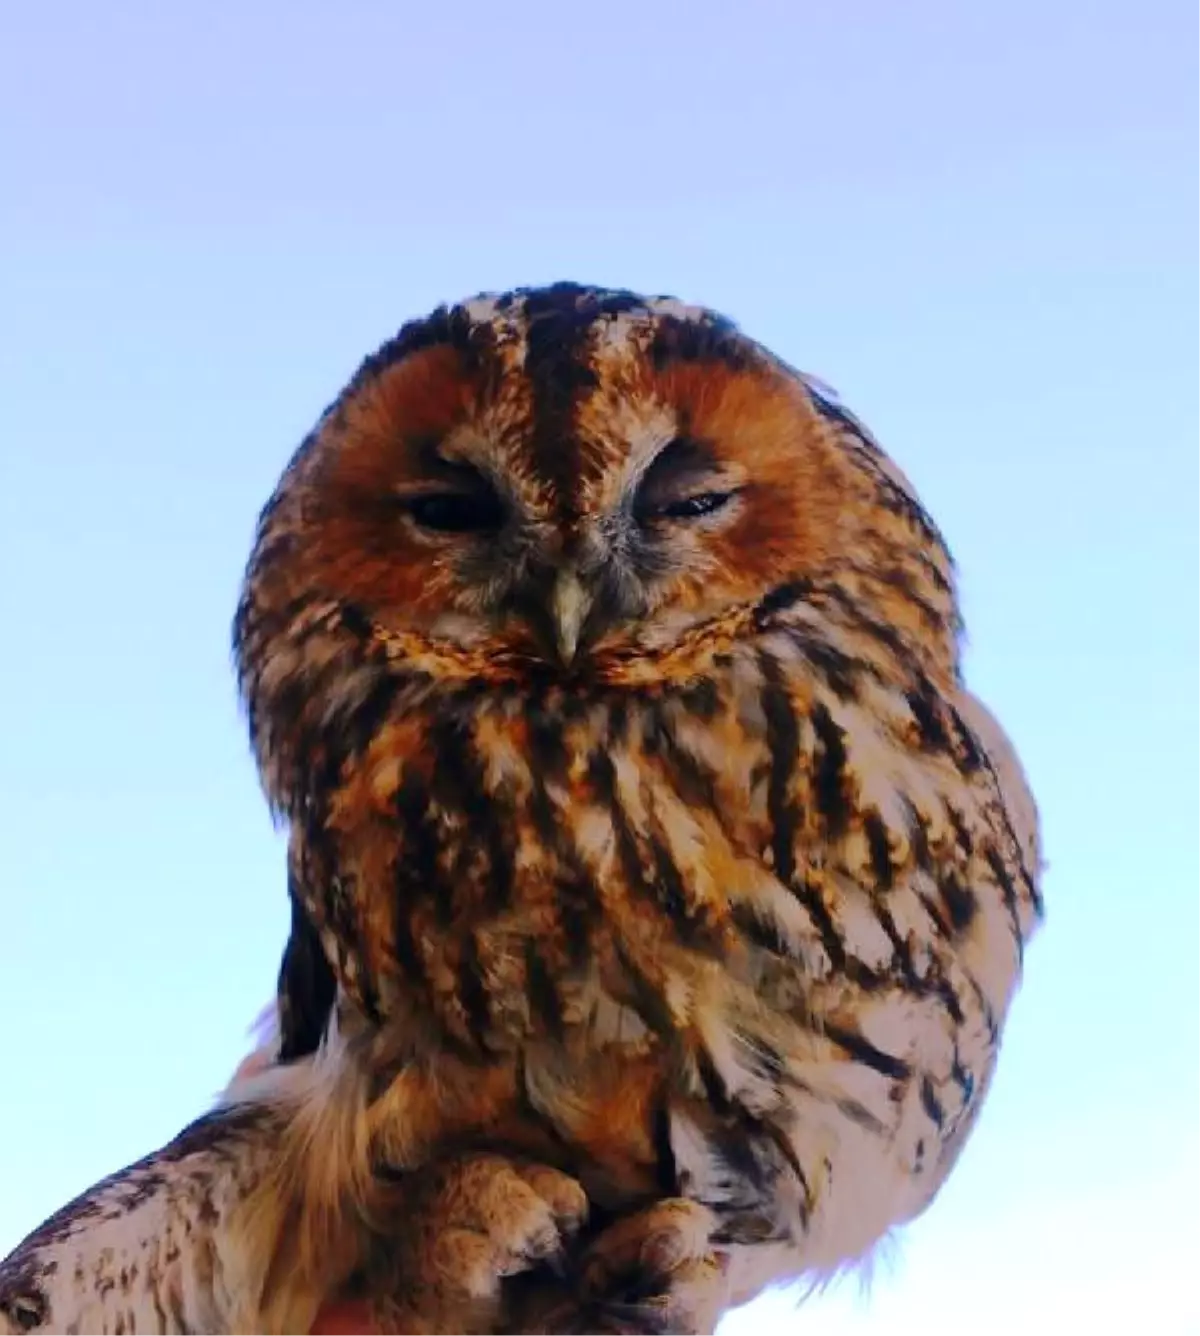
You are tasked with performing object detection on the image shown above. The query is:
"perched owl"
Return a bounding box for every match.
[0,283,1042,1336]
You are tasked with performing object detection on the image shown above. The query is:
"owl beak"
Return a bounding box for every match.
[551,568,592,665]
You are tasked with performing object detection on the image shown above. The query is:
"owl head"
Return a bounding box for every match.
[234,283,959,814]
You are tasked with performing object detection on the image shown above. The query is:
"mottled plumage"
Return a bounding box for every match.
[1,283,1042,1335]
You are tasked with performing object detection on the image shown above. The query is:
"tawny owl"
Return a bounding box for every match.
[0,283,1042,1336]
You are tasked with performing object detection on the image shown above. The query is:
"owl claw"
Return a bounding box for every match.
[578,1199,716,1295]
[514,1198,730,1336]
[365,1153,589,1334]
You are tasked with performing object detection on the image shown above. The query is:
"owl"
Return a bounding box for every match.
[0,282,1042,1336]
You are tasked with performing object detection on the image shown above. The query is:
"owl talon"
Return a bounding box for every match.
[515,1199,728,1335]
[366,1153,589,1334]
[580,1199,716,1292]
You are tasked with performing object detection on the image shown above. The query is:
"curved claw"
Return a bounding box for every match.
[512,1198,731,1336]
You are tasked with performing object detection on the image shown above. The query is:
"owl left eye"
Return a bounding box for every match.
[654,491,736,521]
[406,491,505,533]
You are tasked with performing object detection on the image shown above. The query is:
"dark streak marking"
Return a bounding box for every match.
[646,829,693,927]
[810,702,849,838]
[389,897,428,992]
[395,769,449,927]
[527,709,570,788]
[554,872,596,969]
[919,1076,945,1128]
[677,1090,814,1243]
[822,585,917,675]
[930,969,966,1025]
[946,805,974,857]
[524,758,599,966]
[457,933,493,1050]
[873,898,922,989]
[606,695,630,746]
[730,902,795,962]
[863,810,895,892]
[612,939,677,1038]
[521,285,625,507]
[758,651,801,885]
[907,683,950,752]
[786,630,863,700]
[823,1023,910,1080]
[587,747,717,948]
[653,717,721,812]
[940,873,978,932]
[524,940,565,1040]
[835,1097,886,1133]
[735,1029,787,1090]
[985,847,1025,951]
[651,1098,680,1195]
[951,1059,976,1105]
[867,563,952,640]
[948,703,985,773]
[427,715,515,917]
[793,876,851,975]
[754,578,817,626]
[696,1048,734,1115]
[901,794,933,870]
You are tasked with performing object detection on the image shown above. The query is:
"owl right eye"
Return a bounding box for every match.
[406,490,505,534]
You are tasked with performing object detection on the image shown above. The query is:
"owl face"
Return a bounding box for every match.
[260,284,953,684]
[237,284,963,822]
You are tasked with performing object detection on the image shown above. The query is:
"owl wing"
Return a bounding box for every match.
[954,688,1041,879]
[0,1104,280,1335]
[276,877,339,1063]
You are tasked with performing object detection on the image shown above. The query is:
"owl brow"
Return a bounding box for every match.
[405,436,496,490]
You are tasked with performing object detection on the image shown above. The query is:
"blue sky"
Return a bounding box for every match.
[1,2,1196,1330]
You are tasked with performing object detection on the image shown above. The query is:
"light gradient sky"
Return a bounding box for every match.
[2,3,1197,1331]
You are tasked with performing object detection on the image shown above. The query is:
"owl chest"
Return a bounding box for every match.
[321,676,992,1058]
[324,698,773,1055]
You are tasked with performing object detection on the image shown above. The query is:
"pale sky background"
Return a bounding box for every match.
[1,3,1197,1332]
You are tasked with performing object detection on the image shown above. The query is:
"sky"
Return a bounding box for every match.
[1,1,1196,1330]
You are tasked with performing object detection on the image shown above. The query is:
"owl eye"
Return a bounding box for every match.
[406,490,505,534]
[632,437,739,525]
[655,491,736,521]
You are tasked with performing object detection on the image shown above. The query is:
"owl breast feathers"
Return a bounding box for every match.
[222,282,1042,1325]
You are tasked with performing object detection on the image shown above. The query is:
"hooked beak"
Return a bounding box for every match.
[551,568,592,665]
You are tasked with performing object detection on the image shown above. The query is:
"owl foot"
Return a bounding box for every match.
[514,1198,730,1335]
[363,1152,590,1335]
